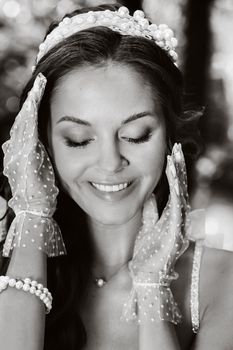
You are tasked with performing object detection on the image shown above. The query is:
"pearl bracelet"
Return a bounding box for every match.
[0,276,52,314]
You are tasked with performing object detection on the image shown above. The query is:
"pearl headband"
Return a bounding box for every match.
[35,6,178,67]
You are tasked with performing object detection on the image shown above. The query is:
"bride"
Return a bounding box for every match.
[0,3,233,350]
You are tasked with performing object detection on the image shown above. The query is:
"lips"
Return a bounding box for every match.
[87,180,137,202]
[90,181,132,192]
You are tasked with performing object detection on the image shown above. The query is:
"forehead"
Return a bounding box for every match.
[50,63,161,126]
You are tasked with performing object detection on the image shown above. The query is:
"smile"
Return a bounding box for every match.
[90,182,132,192]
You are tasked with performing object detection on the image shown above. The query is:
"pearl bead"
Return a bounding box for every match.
[1,276,10,283]
[40,293,46,301]
[39,43,45,50]
[16,281,23,289]
[31,280,38,287]
[0,281,7,289]
[44,297,49,304]
[63,17,71,25]
[138,18,149,29]
[133,10,145,20]
[37,283,43,290]
[95,278,106,288]
[153,30,162,41]
[23,284,31,292]
[171,37,178,47]
[159,24,168,30]
[118,6,129,17]
[157,41,165,48]
[169,50,178,61]
[35,289,42,297]
[149,23,157,31]
[164,28,174,39]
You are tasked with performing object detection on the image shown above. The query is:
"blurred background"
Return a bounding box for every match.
[0,0,232,250]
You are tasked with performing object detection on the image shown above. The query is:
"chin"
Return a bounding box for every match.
[87,204,141,226]
[68,179,152,225]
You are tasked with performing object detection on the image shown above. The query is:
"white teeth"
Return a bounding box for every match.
[91,182,130,192]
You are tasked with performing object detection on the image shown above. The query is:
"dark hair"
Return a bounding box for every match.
[0,3,202,349]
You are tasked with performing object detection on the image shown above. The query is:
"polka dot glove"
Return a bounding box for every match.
[122,143,190,324]
[2,73,66,257]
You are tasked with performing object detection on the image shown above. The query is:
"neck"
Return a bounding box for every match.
[87,211,142,280]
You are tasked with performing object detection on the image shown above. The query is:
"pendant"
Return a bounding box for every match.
[94,278,106,288]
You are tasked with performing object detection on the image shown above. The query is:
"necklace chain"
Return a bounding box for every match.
[93,262,129,288]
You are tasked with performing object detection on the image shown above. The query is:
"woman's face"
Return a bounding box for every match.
[49,63,166,225]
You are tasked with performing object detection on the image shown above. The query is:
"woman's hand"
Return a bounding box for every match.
[122,143,190,324]
[2,73,56,215]
[2,73,66,258]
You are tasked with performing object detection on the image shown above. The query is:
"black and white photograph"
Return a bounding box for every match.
[0,1,233,349]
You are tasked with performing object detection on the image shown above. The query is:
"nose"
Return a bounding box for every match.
[97,138,129,174]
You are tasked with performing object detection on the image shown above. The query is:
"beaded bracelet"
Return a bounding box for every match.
[0,276,52,314]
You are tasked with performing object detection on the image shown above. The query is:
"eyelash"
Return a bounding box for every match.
[64,139,92,148]
[124,133,152,144]
[64,133,152,148]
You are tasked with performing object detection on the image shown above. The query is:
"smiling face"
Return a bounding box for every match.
[48,63,166,225]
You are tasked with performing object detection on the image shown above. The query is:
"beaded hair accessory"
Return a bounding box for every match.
[35,6,178,67]
[2,73,66,257]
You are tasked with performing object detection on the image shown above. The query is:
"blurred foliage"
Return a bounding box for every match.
[0,0,83,128]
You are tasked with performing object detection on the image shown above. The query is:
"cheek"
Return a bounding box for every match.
[50,139,86,186]
[134,131,166,180]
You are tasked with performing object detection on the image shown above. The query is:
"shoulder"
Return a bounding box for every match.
[201,244,233,291]
[200,244,233,307]
[193,244,233,349]
[175,241,233,317]
[172,241,233,348]
[175,239,233,291]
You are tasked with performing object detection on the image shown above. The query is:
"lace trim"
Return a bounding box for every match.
[190,240,204,333]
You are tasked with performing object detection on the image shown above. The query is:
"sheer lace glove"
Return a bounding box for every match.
[2,73,66,257]
[122,143,190,324]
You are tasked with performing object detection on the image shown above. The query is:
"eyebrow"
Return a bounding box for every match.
[56,111,155,126]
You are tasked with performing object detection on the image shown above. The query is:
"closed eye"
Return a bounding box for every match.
[122,133,152,144]
[64,132,152,148]
[64,138,94,148]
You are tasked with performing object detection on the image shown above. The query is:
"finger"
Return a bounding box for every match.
[165,154,183,227]
[152,155,182,260]
[166,152,190,258]
[2,73,47,162]
[2,74,47,195]
[171,143,188,201]
[25,73,47,146]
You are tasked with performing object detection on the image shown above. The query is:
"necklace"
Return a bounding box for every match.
[93,261,130,288]
[94,277,107,288]
[92,196,159,288]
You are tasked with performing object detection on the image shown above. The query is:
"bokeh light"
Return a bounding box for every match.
[3,0,21,18]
